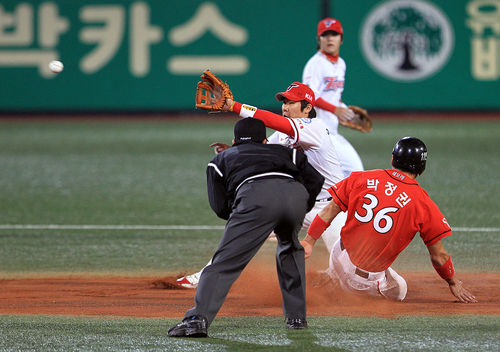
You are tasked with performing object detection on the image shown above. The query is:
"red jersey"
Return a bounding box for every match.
[329,169,452,272]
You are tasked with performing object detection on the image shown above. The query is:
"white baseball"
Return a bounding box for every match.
[49,60,64,73]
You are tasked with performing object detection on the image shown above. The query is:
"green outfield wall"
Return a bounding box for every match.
[0,0,498,112]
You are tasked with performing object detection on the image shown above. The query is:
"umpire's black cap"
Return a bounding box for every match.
[234,118,267,142]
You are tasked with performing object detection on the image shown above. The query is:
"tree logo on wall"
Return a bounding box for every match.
[360,0,454,82]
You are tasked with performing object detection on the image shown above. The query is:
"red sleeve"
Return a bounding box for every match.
[232,102,295,137]
[419,195,453,246]
[315,97,337,114]
[327,178,350,212]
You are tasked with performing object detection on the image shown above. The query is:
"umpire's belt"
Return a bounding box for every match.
[235,172,294,193]
[340,240,370,279]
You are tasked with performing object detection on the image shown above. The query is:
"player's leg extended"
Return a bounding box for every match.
[327,240,378,297]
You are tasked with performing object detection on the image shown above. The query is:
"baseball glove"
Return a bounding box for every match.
[339,105,372,133]
[195,70,233,112]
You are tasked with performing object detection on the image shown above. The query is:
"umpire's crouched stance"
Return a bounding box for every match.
[168,118,324,337]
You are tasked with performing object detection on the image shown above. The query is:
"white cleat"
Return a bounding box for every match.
[176,272,201,289]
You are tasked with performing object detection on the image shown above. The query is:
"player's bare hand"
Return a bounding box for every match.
[223,98,234,112]
[336,107,355,121]
[449,279,478,303]
[209,142,231,155]
[300,240,313,259]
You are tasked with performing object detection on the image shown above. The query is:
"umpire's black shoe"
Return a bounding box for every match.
[168,315,208,337]
[286,318,308,330]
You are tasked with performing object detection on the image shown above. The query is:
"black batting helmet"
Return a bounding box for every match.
[391,137,428,175]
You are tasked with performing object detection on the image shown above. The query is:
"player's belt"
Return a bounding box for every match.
[340,240,370,279]
[354,268,369,279]
[316,196,333,202]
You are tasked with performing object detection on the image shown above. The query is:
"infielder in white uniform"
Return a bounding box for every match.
[303,17,364,178]
[177,82,347,288]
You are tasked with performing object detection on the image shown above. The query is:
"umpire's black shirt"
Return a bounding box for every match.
[207,141,324,220]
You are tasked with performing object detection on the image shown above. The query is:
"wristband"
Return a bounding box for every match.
[240,104,258,118]
[229,101,236,112]
[433,256,454,280]
[308,214,331,239]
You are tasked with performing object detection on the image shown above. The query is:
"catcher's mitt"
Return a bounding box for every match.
[339,105,372,133]
[195,70,233,112]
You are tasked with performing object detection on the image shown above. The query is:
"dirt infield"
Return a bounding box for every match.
[1,261,499,318]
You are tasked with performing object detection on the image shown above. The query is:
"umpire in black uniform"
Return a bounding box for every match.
[168,118,324,337]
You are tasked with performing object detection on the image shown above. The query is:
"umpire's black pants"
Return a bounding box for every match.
[185,178,310,326]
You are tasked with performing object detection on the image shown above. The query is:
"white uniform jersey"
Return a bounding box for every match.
[302,51,348,136]
[303,51,364,177]
[267,117,343,201]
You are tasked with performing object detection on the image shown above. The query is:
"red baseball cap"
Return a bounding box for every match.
[275,82,315,106]
[317,18,343,36]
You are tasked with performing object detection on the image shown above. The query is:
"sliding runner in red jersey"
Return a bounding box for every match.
[302,137,477,303]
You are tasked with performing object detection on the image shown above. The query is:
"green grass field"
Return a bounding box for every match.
[1,118,499,351]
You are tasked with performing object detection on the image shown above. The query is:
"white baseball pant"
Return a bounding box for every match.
[326,240,407,301]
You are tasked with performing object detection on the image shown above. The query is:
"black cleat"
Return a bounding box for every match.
[286,318,308,330]
[168,315,208,337]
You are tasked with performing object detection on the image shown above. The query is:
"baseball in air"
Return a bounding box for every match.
[49,60,64,73]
